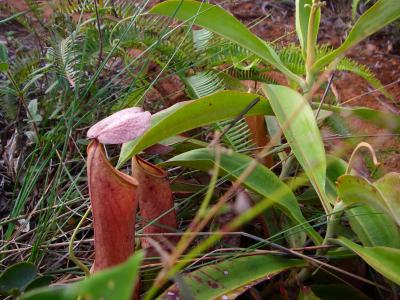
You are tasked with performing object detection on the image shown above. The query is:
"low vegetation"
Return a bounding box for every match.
[1,0,400,299]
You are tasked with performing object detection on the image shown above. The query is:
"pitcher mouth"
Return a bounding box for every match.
[133,155,167,178]
[88,139,139,186]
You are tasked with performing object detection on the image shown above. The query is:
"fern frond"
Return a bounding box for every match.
[193,29,214,52]
[217,119,255,152]
[278,45,306,74]
[227,69,277,84]
[10,52,40,82]
[206,42,255,67]
[58,0,96,14]
[277,44,393,100]
[59,0,141,18]
[110,14,196,70]
[337,57,394,101]
[0,82,18,120]
[47,34,81,87]
[184,70,254,152]
[0,50,40,120]
[185,71,224,98]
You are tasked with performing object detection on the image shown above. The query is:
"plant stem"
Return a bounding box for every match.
[94,0,103,69]
[7,70,41,141]
[69,206,92,277]
[305,0,323,91]
[318,201,345,255]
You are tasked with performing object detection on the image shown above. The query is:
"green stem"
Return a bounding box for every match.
[317,201,345,255]
[69,206,92,277]
[289,201,345,285]
[305,0,323,91]
[198,147,220,218]
[7,70,41,141]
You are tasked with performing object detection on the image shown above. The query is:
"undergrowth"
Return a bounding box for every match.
[0,0,400,299]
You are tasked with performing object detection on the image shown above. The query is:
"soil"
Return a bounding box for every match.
[1,0,400,176]
[214,0,400,175]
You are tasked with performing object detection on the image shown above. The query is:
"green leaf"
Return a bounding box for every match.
[374,172,400,224]
[327,160,400,248]
[149,0,304,86]
[325,155,347,203]
[0,43,9,72]
[163,148,322,244]
[317,104,400,133]
[295,0,321,57]
[337,174,400,227]
[332,236,400,285]
[0,262,37,296]
[346,205,400,248]
[25,276,55,292]
[312,0,400,73]
[20,251,144,300]
[262,84,329,213]
[0,10,28,25]
[118,91,273,167]
[27,99,43,123]
[158,254,306,299]
[352,0,362,20]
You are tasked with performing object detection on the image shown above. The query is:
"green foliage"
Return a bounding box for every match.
[163,147,322,244]
[337,174,400,227]
[0,262,52,297]
[0,263,36,297]
[21,252,144,300]
[216,119,255,153]
[312,0,400,73]
[279,44,393,100]
[262,84,329,213]
[184,71,257,152]
[46,34,82,89]
[118,91,273,166]
[149,0,304,85]
[332,236,400,286]
[0,42,9,72]
[159,254,306,299]
[2,0,400,298]
[296,0,321,57]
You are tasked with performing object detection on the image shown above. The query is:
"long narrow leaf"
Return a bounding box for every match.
[332,236,400,286]
[316,104,400,133]
[164,148,322,244]
[158,254,306,299]
[118,91,273,167]
[326,158,400,248]
[312,0,400,72]
[337,174,400,227]
[295,0,320,57]
[20,252,144,300]
[262,85,329,213]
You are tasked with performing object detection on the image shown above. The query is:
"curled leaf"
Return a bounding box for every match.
[87,140,139,271]
[87,107,151,144]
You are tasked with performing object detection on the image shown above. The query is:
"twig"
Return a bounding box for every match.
[68,206,91,277]
[93,0,103,69]
[219,97,261,140]
[315,71,335,119]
